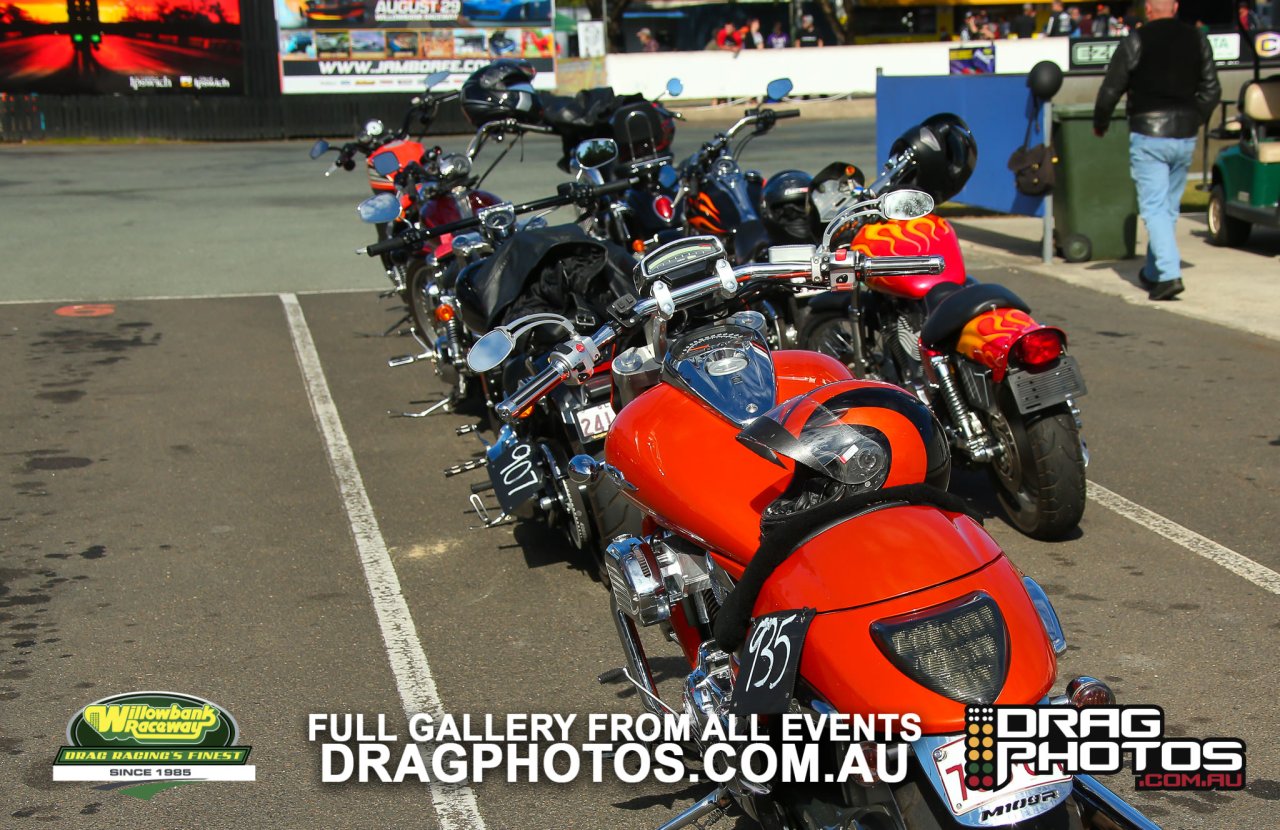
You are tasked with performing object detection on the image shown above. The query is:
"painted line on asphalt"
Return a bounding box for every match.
[1088,481,1280,595]
[0,287,377,305]
[279,292,486,830]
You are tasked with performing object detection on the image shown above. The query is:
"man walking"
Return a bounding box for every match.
[1093,0,1220,300]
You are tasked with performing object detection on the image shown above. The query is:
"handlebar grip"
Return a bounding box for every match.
[364,232,417,257]
[495,362,566,422]
[773,109,802,119]
[862,255,946,277]
[591,179,634,197]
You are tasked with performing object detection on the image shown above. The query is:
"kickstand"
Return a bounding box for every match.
[389,397,451,418]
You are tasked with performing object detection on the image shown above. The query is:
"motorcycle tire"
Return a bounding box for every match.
[798,312,860,371]
[405,259,436,337]
[1207,184,1251,247]
[986,390,1085,541]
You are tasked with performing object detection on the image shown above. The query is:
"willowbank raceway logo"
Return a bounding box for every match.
[53,692,255,786]
[964,704,1245,796]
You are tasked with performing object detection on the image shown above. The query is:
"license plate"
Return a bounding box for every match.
[486,430,544,514]
[574,402,616,441]
[932,736,1071,817]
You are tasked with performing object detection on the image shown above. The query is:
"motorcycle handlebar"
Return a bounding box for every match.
[773,109,801,119]
[495,362,566,421]
[860,255,945,277]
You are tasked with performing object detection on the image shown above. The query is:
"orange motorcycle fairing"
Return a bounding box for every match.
[367,139,425,192]
[955,308,1065,383]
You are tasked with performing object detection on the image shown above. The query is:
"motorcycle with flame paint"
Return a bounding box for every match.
[465,186,1158,830]
[799,115,1087,540]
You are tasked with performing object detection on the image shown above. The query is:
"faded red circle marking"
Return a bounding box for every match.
[55,304,115,318]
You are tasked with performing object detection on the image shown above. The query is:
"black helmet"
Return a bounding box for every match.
[461,59,542,128]
[805,161,866,244]
[888,113,977,205]
[760,170,813,244]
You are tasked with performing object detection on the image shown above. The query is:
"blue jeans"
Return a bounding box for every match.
[1129,133,1196,282]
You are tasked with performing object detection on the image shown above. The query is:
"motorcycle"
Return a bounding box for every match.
[467,189,1160,830]
[799,114,1088,540]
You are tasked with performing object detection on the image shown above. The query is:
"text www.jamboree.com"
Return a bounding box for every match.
[318,59,492,75]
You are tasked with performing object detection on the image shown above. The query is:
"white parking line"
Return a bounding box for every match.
[0,287,377,305]
[1088,481,1280,595]
[280,293,486,830]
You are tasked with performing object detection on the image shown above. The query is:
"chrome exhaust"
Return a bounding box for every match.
[610,596,666,717]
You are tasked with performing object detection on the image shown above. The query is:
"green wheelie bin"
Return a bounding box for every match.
[1052,104,1138,262]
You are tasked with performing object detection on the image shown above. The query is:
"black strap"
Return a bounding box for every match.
[712,484,982,652]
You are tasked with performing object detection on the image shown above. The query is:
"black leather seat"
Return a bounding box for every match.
[920,282,1030,347]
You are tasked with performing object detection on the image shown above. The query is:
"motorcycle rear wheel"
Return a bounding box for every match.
[985,391,1085,540]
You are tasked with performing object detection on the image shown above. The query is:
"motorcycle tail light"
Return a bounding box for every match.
[435,304,455,323]
[653,195,674,222]
[871,593,1009,705]
[1066,676,1115,707]
[1013,329,1063,367]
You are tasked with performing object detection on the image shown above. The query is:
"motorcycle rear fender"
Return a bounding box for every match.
[954,308,1066,383]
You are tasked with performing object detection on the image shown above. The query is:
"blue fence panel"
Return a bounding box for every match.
[876,74,1046,217]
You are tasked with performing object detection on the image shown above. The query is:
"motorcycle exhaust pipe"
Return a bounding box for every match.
[609,596,666,717]
[1072,774,1164,830]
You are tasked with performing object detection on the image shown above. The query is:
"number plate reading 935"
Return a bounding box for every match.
[730,608,816,715]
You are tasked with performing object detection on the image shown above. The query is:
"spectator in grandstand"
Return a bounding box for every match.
[1011,4,1038,38]
[767,21,789,48]
[795,15,823,47]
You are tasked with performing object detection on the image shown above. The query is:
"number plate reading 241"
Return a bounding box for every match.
[486,428,544,515]
[731,608,816,715]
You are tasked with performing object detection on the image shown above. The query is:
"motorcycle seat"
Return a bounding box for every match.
[920,282,1030,348]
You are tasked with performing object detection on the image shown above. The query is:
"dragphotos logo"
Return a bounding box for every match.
[965,705,1245,793]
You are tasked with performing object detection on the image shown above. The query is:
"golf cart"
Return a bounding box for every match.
[1206,33,1280,246]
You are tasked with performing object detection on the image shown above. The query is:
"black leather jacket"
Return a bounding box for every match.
[1093,21,1221,138]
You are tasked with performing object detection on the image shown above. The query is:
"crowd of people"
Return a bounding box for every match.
[962,2,1137,40]
[635,13,826,53]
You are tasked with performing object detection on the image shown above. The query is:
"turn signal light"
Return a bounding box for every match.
[1066,676,1115,707]
[653,195,674,221]
[434,304,455,323]
[1013,329,1063,367]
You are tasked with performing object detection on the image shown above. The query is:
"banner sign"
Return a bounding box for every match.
[0,1,243,95]
[274,0,556,94]
[1069,32,1274,73]
[949,45,994,75]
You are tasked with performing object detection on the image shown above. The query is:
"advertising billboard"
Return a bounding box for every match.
[0,1,243,94]
[274,0,556,94]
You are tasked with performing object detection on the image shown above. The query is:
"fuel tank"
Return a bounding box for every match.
[852,214,966,300]
[419,189,503,229]
[605,350,856,561]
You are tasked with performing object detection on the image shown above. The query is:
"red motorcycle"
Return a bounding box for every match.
[468,190,1158,830]
[800,115,1087,540]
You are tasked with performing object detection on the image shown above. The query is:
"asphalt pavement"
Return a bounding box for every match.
[1,122,1277,830]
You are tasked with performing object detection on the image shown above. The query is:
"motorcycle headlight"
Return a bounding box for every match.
[872,593,1009,705]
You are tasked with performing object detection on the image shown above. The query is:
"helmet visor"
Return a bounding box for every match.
[738,397,891,488]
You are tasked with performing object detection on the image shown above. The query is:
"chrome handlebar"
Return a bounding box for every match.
[490,251,943,423]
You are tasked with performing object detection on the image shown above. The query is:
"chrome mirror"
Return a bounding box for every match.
[371,152,401,176]
[574,138,618,170]
[881,190,934,221]
[765,78,793,102]
[309,139,330,159]
[467,329,515,373]
[356,193,400,224]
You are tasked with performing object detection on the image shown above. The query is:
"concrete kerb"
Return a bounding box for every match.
[949,214,1280,343]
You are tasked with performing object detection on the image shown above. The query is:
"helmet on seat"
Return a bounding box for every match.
[738,380,950,514]
[760,169,814,245]
[461,59,542,127]
[888,113,977,205]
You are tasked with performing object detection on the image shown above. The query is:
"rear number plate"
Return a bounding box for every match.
[574,402,616,441]
[932,736,1070,817]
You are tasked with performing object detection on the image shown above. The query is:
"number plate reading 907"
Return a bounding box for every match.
[487,437,544,514]
[730,608,816,715]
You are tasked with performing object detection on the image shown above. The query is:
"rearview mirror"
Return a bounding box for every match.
[881,190,935,221]
[666,78,683,97]
[309,139,330,159]
[467,329,515,373]
[356,193,401,224]
[425,70,449,90]
[574,138,618,170]
[371,152,401,177]
[765,78,793,103]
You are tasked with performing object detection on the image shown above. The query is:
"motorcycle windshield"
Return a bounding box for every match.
[737,395,890,488]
